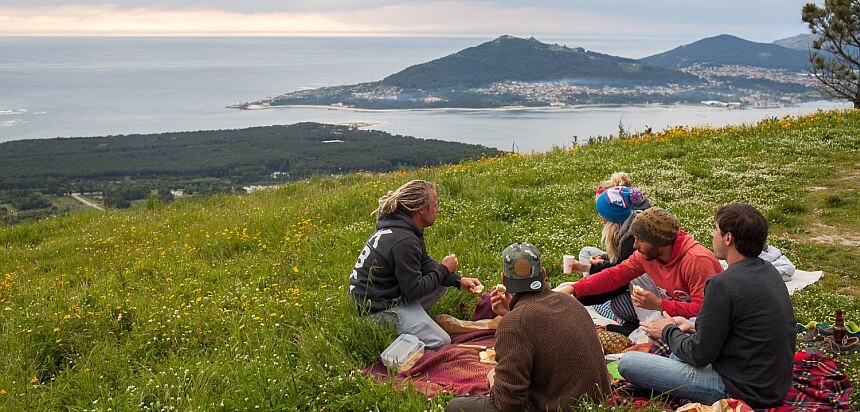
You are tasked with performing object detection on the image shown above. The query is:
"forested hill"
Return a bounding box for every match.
[641,34,809,71]
[380,35,702,89]
[0,123,500,192]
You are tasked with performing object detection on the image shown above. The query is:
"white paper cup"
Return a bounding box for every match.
[562,254,576,274]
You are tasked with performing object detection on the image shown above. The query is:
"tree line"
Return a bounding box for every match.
[0,122,501,213]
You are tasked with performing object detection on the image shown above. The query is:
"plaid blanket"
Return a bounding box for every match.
[610,349,854,411]
[769,351,854,411]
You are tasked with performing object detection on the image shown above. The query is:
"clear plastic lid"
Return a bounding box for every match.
[381,334,425,370]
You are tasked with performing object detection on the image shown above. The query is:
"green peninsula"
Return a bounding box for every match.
[0,123,500,214]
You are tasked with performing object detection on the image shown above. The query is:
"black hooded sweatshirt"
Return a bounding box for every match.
[348,210,462,313]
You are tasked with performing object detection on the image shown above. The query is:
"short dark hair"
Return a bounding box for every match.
[715,203,768,258]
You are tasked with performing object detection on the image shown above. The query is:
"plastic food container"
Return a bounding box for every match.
[381,334,425,373]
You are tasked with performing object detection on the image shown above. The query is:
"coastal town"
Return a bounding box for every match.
[244,62,819,111]
[440,65,816,108]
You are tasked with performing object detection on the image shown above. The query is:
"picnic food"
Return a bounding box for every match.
[398,351,424,371]
[472,284,484,294]
[632,285,644,293]
[381,334,426,373]
[491,284,507,294]
[479,348,497,364]
[597,331,633,354]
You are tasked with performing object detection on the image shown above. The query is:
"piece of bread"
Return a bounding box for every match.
[479,348,497,364]
[491,284,507,294]
[472,284,484,294]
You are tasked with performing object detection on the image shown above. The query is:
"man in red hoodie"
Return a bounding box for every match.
[559,207,722,319]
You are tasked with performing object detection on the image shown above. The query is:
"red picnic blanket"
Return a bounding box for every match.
[365,329,497,397]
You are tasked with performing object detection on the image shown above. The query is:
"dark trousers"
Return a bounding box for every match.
[446,396,504,412]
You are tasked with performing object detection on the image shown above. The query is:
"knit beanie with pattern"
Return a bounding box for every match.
[631,207,679,246]
[595,186,633,223]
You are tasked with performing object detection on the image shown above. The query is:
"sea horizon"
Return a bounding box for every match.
[0,36,849,151]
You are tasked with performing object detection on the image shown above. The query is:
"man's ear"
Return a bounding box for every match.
[724,231,734,247]
[541,267,547,280]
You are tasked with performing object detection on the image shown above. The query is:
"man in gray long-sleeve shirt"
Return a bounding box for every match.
[618,203,796,408]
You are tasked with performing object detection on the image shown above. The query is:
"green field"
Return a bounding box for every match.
[1,110,858,410]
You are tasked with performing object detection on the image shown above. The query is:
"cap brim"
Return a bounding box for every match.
[504,277,544,293]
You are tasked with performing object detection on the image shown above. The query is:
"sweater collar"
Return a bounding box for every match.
[509,285,551,311]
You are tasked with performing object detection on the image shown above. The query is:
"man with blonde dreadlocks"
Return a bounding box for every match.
[349,180,482,348]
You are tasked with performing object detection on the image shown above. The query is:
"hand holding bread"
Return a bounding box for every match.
[489,283,511,316]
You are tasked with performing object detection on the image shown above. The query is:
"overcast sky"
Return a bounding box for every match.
[1,1,821,56]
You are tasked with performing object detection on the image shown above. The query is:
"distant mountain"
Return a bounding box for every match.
[252,34,821,110]
[641,34,809,72]
[773,33,815,51]
[773,33,856,61]
[381,35,700,89]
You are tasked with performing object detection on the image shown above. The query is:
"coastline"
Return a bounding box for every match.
[234,101,806,114]
[8,99,847,150]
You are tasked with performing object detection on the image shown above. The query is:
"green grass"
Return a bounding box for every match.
[0,110,858,410]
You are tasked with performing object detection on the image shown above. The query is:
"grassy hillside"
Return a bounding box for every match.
[1,110,858,410]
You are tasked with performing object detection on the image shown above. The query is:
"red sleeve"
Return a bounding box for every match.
[659,254,722,318]
[573,252,645,298]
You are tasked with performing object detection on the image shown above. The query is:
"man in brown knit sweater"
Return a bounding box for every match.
[447,242,610,412]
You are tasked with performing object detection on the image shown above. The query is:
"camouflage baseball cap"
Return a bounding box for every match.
[502,242,544,293]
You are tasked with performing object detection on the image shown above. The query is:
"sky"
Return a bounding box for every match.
[1,1,822,56]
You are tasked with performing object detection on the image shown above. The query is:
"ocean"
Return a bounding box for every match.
[0,37,849,152]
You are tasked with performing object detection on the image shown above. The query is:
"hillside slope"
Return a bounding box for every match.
[381,35,700,89]
[1,110,858,410]
[642,34,809,71]
[774,33,815,50]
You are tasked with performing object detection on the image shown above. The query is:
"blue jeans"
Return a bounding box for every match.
[618,352,729,404]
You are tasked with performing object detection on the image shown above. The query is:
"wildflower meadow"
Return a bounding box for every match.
[1,110,858,410]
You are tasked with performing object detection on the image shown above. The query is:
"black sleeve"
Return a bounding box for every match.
[575,285,629,306]
[419,250,461,288]
[588,254,613,274]
[663,279,731,367]
[579,236,636,304]
[589,236,636,274]
[393,238,445,302]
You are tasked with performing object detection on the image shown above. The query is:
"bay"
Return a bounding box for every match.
[0,37,849,152]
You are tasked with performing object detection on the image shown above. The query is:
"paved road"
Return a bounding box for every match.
[71,193,105,211]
